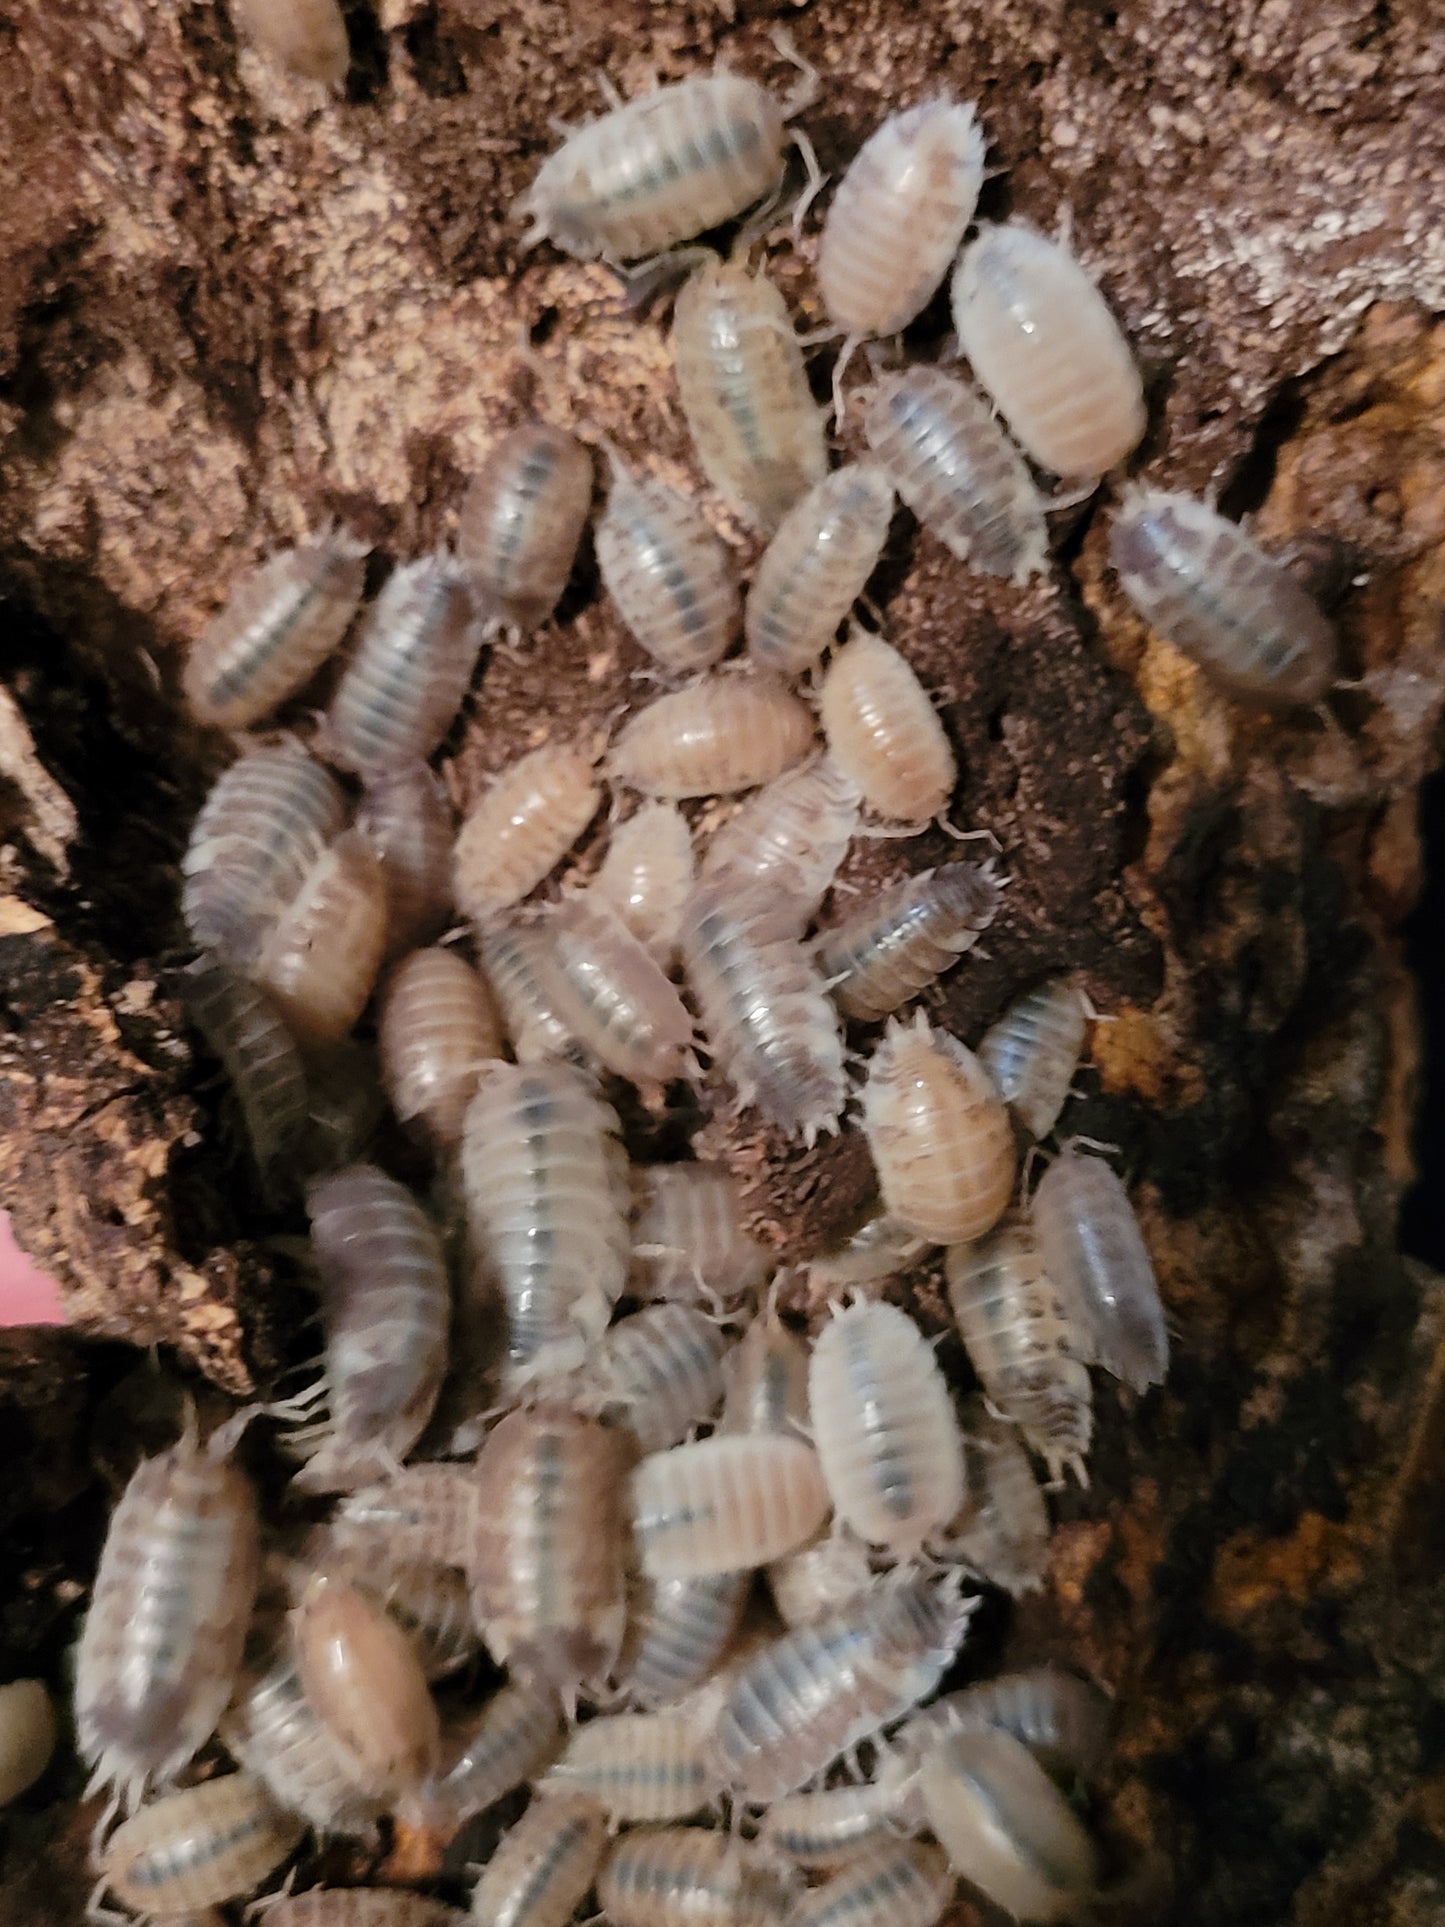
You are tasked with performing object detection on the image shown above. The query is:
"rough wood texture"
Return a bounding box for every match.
[0,2,1443,1922]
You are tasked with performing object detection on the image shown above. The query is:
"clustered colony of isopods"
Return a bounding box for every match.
[11,6,1348,1924]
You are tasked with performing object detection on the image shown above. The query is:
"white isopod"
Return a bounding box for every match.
[453,742,603,921]
[701,756,861,942]
[378,946,506,1147]
[610,671,815,800]
[542,1711,717,1823]
[534,893,696,1087]
[976,977,1089,1142]
[1031,1145,1168,1392]
[744,466,896,679]
[458,423,595,632]
[785,1840,954,1927]
[630,1162,771,1306]
[946,1404,1052,1596]
[818,631,956,825]
[583,1302,734,1453]
[630,1433,831,1579]
[354,762,456,960]
[467,1792,609,1927]
[813,861,1002,1025]
[592,801,696,967]
[619,1569,749,1710]
[597,455,740,675]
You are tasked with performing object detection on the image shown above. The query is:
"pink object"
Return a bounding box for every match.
[0,1213,66,1326]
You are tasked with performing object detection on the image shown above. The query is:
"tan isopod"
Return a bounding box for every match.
[182,956,308,1174]
[609,671,814,799]
[461,1062,631,1385]
[719,1301,809,1436]
[806,1203,932,1294]
[902,1667,1111,1784]
[183,527,366,729]
[477,918,584,1064]
[806,1298,965,1554]
[745,466,897,679]
[863,366,1048,582]
[1032,1145,1168,1392]
[629,1433,831,1580]
[672,250,828,531]
[468,1792,609,1927]
[916,1725,1098,1922]
[181,741,346,967]
[253,831,389,1047]
[760,1779,914,1870]
[0,1680,55,1805]
[469,1404,628,1691]
[219,1647,381,1836]
[944,1218,1093,1485]
[1109,486,1337,706]
[680,880,847,1144]
[586,1303,735,1454]
[946,1404,1052,1596]
[814,862,1002,1024]
[618,1569,749,1710]
[787,1841,953,1927]
[819,96,985,340]
[951,220,1146,479]
[596,456,740,674]
[860,1012,1016,1244]
[458,423,594,631]
[818,631,956,824]
[230,0,350,87]
[322,555,487,778]
[412,1678,564,1834]
[592,802,695,967]
[290,1572,440,1801]
[453,742,602,921]
[542,1711,716,1822]
[977,977,1088,1141]
[630,1163,770,1307]
[100,1772,304,1917]
[701,756,861,942]
[354,763,456,959]
[76,1415,259,1803]
[378,947,505,1147]
[599,1826,797,1927]
[534,894,696,1087]
[765,1528,873,1629]
[263,1897,467,1927]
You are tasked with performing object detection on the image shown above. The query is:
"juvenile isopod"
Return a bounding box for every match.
[263,1897,467,1927]
[76,1415,259,1803]
[760,1778,912,1870]
[181,742,347,967]
[807,1298,966,1554]
[461,1062,631,1385]
[863,367,1048,582]
[459,423,594,631]
[534,894,696,1087]
[813,862,1001,1025]
[818,96,985,340]
[231,0,350,87]
[701,756,861,941]
[541,1711,716,1822]
[322,555,487,777]
[220,1647,381,1836]
[861,1013,1015,1244]
[99,1772,304,1917]
[586,1303,734,1453]
[786,1840,953,1927]
[1031,1145,1168,1391]
[944,1219,1093,1484]
[182,956,309,1174]
[680,880,847,1143]
[765,1528,873,1629]
[672,251,827,531]
[1108,487,1337,706]
[818,632,956,824]
[629,1433,831,1579]
[806,1204,932,1292]
[902,1667,1110,1783]
[354,763,456,959]
[468,1792,609,1927]
[253,830,389,1047]
[453,742,602,921]
[596,457,740,674]
[609,672,814,799]
[744,467,896,679]
[412,1679,564,1833]
[599,1826,796,1927]
[630,1163,770,1307]
[183,527,366,729]
[946,1405,1052,1596]
[468,1404,627,1691]
[976,977,1088,1143]
[719,1301,809,1436]
[0,1680,55,1806]
[951,220,1146,479]
[378,946,505,1147]
[592,802,695,967]
[477,918,584,1064]
[291,1572,440,1801]
[619,1570,749,1710]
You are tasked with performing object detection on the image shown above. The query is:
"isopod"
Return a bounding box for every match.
[786,1840,953,1927]
[744,466,896,679]
[181,742,346,967]
[863,366,1048,582]
[412,1679,564,1834]
[599,1826,796,1927]
[619,1570,749,1710]
[951,220,1146,479]
[672,251,827,531]
[231,0,350,87]
[805,1204,933,1293]
[902,1667,1111,1783]
[915,1725,1098,1923]
[1108,486,1337,706]
[818,631,956,824]
[592,802,695,966]
[460,1062,631,1385]
[183,527,366,729]
[468,1404,627,1691]
[477,918,584,1064]
[333,1462,483,1573]
[629,1433,831,1579]
[680,879,847,1143]
[0,1680,55,1806]
[701,756,861,942]
[765,1528,873,1629]
[322,555,487,777]
[459,423,594,631]
[534,893,696,1086]
[944,1218,1093,1484]
[453,742,602,921]
[253,830,389,1047]
[263,1897,467,1927]
[1031,1145,1167,1391]
[291,1572,440,1801]
[861,1013,1015,1244]
[182,956,308,1173]
[815,863,1001,1025]
[630,1162,770,1307]
[807,1298,965,1554]
[946,1405,1052,1596]
[760,1778,912,1870]
[586,1303,734,1453]
[977,977,1088,1141]
[100,1772,304,1916]
[76,1415,259,1803]
[354,763,456,959]
[818,96,985,339]
[219,1648,381,1836]
[468,1792,608,1927]
[542,1711,716,1822]
[596,457,740,674]
[609,672,814,799]
[719,1301,809,1436]
[379,947,505,1147]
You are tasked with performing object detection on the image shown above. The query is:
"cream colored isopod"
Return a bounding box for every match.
[819,631,956,824]
[453,742,602,921]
